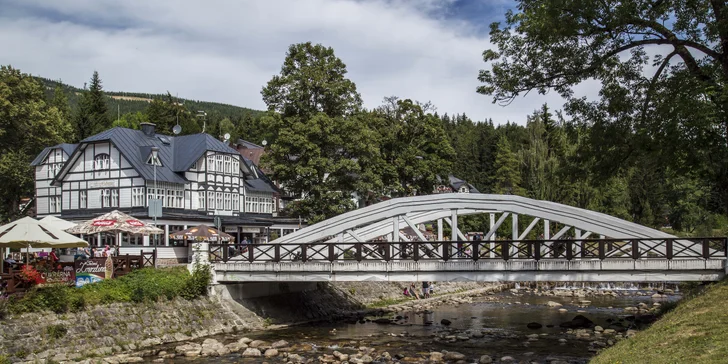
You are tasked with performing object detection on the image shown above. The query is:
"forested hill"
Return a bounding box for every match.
[34,77,263,121]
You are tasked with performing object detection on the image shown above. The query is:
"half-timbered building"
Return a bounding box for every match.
[32,123,284,262]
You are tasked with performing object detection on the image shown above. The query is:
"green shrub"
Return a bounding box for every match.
[69,295,85,312]
[46,324,67,339]
[181,263,211,300]
[0,354,9,364]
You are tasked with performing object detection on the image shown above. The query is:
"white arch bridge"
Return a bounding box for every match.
[208,194,727,283]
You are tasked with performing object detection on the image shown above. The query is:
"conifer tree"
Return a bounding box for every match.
[493,135,524,196]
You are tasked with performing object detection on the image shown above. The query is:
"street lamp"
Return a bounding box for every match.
[151,146,159,266]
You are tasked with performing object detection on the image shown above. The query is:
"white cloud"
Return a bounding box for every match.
[0,0,578,124]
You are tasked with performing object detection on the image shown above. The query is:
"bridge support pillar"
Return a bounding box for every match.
[188,242,216,284]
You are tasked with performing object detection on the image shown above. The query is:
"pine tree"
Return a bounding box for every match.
[73,96,94,141]
[493,135,524,195]
[50,85,73,141]
[87,71,110,133]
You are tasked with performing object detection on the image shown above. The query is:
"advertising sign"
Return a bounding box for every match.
[126,219,144,227]
[74,259,107,287]
[39,265,75,286]
[92,220,117,227]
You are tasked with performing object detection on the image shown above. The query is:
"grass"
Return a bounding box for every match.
[591,280,728,364]
[2,265,211,316]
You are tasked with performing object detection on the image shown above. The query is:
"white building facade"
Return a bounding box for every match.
[32,123,287,262]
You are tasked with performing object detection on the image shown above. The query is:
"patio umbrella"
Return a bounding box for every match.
[0,216,88,265]
[169,225,233,242]
[40,216,77,231]
[66,210,164,235]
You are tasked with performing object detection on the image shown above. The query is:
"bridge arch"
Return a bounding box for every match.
[271,193,674,245]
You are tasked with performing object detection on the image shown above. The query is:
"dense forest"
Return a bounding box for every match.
[0,0,725,237]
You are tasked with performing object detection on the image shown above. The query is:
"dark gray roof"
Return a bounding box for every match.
[245,178,277,194]
[31,143,78,166]
[60,127,242,184]
[448,175,480,193]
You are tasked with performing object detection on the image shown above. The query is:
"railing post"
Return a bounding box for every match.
[222,244,228,263]
[666,239,673,260]
[472,241,479,261]
[442,241,450,262]
[383,243,391,262]
[413,242,420,261]
[501,241,509,261]
[598,240,605,260]
[248,243,255,263]
[565,241,573,260]
[534,241,541,261]
[274,244,280,263]
[301,244,307,262]
[631,240,639,260]
[703,239,710,259]
[355,243,362,262]
[328,243,335,262]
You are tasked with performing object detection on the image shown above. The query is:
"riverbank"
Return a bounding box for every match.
[591,280,728,364]
[0,281,506,363]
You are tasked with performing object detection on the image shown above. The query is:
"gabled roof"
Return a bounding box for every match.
[448,175,480,193]
[55,127,242,185]
[173,133,238,172]
[245,178,277,194]
[31,143,78,166]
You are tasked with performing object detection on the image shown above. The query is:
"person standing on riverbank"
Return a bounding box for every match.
[422,281,430,298]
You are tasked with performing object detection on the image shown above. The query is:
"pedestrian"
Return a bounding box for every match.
[422,281,430,298]
[409,283,420,299]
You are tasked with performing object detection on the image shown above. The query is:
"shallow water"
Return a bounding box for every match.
[152,290,678,363]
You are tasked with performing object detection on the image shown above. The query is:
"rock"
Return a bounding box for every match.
[527,322,543,329]
[570,315,594,328]
[547,301,563,307]
[430,352,444,362]
[360,354,374,363]
[479,355,493,364]
[175,342,202,357]
[242,348,262,357]
[443,351,466,361]
[239,337,253,345]
[374,318,392,324]
[200,338,227,357]
[264,348,279,358]
[501,356,516,362]
[225,342,247,352]
[594,326,604,332]
[441,319,452,326]
[456,335,470,341]
[269,339,288,349]
[249,340,267,348]
[558,338,567,343]
[558,308,568,313]
[471,332,485,338]
[288,353,306,363]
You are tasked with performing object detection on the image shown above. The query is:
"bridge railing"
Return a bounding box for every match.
[209,237,728,263]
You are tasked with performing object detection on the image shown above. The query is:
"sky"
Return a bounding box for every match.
[0,0,589,124]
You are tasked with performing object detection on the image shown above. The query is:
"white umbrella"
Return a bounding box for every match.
[0,216,88,265]
[40,216,78,231]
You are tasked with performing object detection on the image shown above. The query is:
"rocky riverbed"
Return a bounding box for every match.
[75,284,678,364]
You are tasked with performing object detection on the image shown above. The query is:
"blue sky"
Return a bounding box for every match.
[0,0,579,123]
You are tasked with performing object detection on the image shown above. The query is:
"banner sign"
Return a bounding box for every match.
[126,220,144,227]
[39,265,75,286]
[74,258,108,287]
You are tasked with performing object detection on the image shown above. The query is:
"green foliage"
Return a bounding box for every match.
[145,93,201,135]
[111,111,147,130]
[493,135,524,195]
[0,354,9,364]
[6,267,209,315]
[0,65,71,222]
[46,324,67,339]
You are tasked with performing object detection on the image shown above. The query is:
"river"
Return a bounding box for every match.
[147,287,679,363]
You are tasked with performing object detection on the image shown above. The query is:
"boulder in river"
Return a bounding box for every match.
[547,301,563,307]
[443,351,466,361]
[479,355,493,363]
[527,322,543,329]
[441,319,452,326]
[374,318,393,324]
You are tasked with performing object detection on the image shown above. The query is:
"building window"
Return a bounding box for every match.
[459,186,469,193]
[233,193,239,211]
[49,196,61,213]
[232,159,239,175]
[100,189,119,208]
[175,190,183,208]
[80,191,87,209]
[216,192,223,210]
[132,187,145,207]
[208,191,215,210]
[245,196,251,212]
[198,191,206,209]
[47,163,63,178]
[207,155,215,172]
[94,154,110,170]
[216,155,223,173]
[224,155,231,174]
[224,193,231,210]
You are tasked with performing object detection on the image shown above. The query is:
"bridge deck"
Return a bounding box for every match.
[215,258,726,282]
[209,238,728,282]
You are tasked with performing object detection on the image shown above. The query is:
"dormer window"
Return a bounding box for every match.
[459,186,469,193]
[146,147,161,166]
[94,154,110,170]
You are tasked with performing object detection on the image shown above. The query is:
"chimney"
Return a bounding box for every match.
[140,122,156,137]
